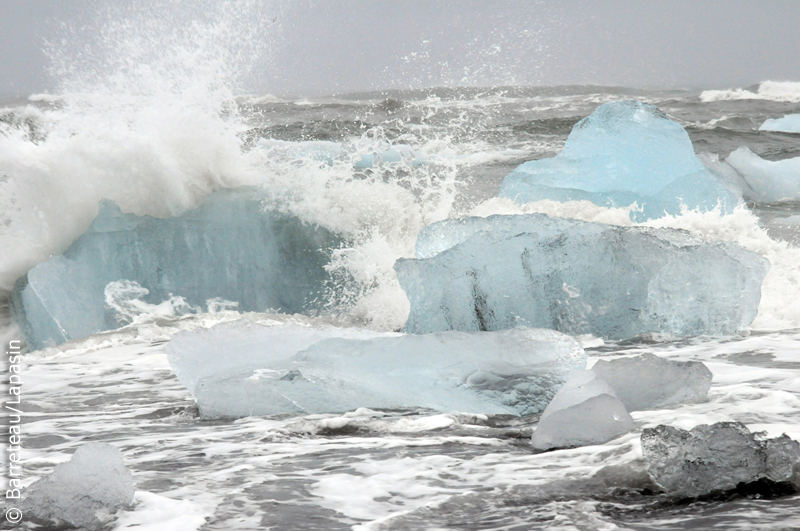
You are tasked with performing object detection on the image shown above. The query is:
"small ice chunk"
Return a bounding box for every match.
[531,370,633,451]
[167,318,586,418]
[397,214,769,340]
[591,353,712,411]
[498,100,740,221]
[21,442,134,530]
[641,422,800,498]
[759,114,800,133]
[726,147,800,202]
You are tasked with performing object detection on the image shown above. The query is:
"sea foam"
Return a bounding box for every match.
[700,81,800,103]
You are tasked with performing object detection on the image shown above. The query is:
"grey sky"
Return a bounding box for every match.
[2,0,800,97]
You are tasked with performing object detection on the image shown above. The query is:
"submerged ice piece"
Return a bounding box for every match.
[397,214,768,340]
[531,370,633,451]
[12,187,341,349]
[21,442,134,530]
[591,353,712,411]
[641,422,800,498]
[498,100,740,221]
[726,147,800,202]
[166,318,586,418]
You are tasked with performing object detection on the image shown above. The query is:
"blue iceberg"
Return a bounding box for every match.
[498,100,741,220]
[726,147,800,202]
[11,187,342,350]
[760,114,800,134]
[166,317,586,418]
[396,214,769,340]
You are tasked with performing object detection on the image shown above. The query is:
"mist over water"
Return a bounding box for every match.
[2,2,800,530]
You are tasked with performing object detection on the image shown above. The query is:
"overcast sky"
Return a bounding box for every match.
[2,0,799,97]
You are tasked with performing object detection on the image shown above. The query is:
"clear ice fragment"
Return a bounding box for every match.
[591,353,712,411]
[531,370,633,450]
[641,422,800,498]
[166,317,586,418]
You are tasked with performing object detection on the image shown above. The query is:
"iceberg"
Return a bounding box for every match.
[166,318,586,418]
[396,214,768,340]
[641,422,800,498]
[726,147,800,202]
[21,442,134,530]
[11,187,342,350]
[591,354,712,411]
[531,370,633,451]
[759,114,800,133]
[497,100,741,221]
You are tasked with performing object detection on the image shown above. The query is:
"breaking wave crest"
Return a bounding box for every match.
[700,80,800,103]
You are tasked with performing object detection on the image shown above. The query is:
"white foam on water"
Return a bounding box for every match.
[469,197,635,225]
[114,491,214,531]
[10,318,800,530]
[700,81,800,103]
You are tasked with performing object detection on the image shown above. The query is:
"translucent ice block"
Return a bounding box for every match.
[12,187,342,349]
[591,353,712,411]
[726,147,800,202]
[760,114,800,133]
[531,370,633,451]
[641,422,800,497]
[166,318,586,418]
[397,214,768,340]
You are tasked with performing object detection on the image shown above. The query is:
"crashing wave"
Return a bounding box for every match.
[700,81,800,103]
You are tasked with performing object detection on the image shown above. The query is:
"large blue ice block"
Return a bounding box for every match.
[396,214,769,340]
[498,100,741,220]
[11,187,342,350]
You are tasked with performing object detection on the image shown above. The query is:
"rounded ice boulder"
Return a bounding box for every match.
[21,442,135,530]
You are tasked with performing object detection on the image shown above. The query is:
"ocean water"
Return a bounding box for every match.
[2,5,800,531]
